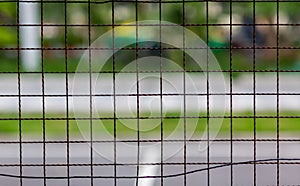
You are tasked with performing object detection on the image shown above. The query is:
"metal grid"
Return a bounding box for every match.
[0,0,300,186]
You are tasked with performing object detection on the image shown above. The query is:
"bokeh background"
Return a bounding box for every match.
[1,1,300,73]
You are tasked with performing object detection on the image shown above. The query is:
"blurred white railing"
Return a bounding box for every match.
[0,73,299,113]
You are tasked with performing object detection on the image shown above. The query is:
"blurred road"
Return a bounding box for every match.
[0,73,300,113]
[0,140,299,186]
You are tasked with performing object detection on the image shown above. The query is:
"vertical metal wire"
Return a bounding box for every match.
[40,0,46,185]
[276,1,280,186]
[88,0,94,185]
[229,1,233,186]
[159,1,164,186]
[64,0,70,185]
[252,1,257,185]
[135,1,140,185]
[111,1,117,186]
[158,0,164,186]
[17,1,23,186]
[205,1,210,186]
[182,0,187,186]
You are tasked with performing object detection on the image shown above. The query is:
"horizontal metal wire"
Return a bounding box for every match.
[1,92,300,97]
[1,0,300,3]
[0,158,299,180]
[1,46,300,50]
[1,116,300,121]
[1,23,300,27]
[0,139,300,144]
[0,0,189,3]
[1,70,300,74]
[0,161,299,168]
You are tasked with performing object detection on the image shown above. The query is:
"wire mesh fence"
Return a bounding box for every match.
[0,0,300,185]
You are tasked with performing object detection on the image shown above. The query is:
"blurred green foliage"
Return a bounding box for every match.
[0,1,299,73]
[0,2,16,47]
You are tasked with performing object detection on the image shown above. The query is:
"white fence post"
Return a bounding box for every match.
[20,0,40,71]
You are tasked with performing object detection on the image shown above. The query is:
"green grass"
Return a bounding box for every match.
[0,112,299,137]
